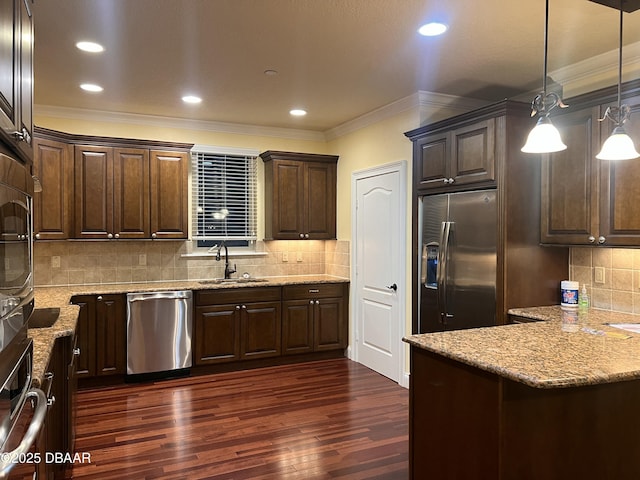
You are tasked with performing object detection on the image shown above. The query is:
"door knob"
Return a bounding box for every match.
[387,283,397,291]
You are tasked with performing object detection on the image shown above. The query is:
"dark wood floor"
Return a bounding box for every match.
[71,359,409,479]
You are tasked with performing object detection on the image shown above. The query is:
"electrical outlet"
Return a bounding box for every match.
[138,254,147,266]
[282,252,289,262]
[595,267,605,284]
[51,256,61,268]
[296,252,303,262]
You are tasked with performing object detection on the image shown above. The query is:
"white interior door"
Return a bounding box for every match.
[353,162,406,383]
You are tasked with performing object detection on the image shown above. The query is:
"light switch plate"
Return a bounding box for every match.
[282,252,289,262]
[595,267,605,284]
[296,252,303,262]
[51,256,61,268]
[138,254,147,266]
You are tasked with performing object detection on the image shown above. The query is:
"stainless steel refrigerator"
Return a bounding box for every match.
[419,189,497,333]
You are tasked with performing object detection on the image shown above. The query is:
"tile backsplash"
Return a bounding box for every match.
[34,240,350,287]
[570,247,640,314]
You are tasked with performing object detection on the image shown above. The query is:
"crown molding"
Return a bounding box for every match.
[324,91,487,141]
[550,40,640,92]
[34,105,326,142]
[417,91,488,111]
[324,93,419,141]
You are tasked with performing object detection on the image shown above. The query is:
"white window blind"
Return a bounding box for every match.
[191,148,257,242]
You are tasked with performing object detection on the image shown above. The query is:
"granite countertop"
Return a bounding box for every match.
[30,274,349,387]
[403,305,640,389]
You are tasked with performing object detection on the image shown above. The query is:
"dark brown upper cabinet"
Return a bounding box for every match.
[599,94,640,246]
[33,127,192,240]
[33,136,74,240]
[0,0,33,163]
[149,150,189,239]
[413,118,495,193]
[261,151,338,240]
[541,106,601,245]
[541,82,640,247]
[75,145,152,240]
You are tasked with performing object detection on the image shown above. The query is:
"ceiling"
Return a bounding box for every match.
[32,0,640,133]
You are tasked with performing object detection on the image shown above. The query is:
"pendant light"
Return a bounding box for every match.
[521,0,568,154]
[596,1,640,161]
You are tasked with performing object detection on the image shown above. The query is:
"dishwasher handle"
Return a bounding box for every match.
[127,291,192,302]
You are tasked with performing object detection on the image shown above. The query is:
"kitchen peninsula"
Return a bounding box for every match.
[404,306,640,480]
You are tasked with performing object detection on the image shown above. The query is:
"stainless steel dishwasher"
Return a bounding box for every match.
[126,290,193,377]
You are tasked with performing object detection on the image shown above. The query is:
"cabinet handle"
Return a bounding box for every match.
[44,372,54,381]
[236,305,241,310]
[97,296,103,301]
[73,348,80,356]
[151,233,157,239]
[12,128,29,143]
[305,234,309,239]
[242,305,247,309]
[107,233,113,239]
[315,300,320,305]
[299,233,304,238]
[598,236,606,244]
[309,289,320,293]
[309,300,314,305]
[448,178,455,184]
[588,236,596,243]
[35,233,40,240]
[47,395,56,407]
[114,233,120,239]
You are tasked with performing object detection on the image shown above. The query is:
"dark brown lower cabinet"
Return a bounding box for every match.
[282,283,348,354]
[194,287,282,365]
[70,283,348,385]
[36,334,77,479]
[71,294,126,380]
[410,346,640,480]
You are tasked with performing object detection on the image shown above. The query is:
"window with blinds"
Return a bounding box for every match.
[191,147,258,247]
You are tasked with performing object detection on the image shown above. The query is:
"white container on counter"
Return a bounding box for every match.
[561,280,579,307]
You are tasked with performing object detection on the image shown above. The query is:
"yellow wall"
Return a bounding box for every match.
[327,110,417,240]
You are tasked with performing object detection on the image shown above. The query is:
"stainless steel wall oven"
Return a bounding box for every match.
[0,152,46,478]
[0,151,34,347]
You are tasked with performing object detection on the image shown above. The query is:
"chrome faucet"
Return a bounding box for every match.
[215,242,236,279]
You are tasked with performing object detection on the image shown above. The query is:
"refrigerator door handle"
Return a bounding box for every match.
[437,221,454,324]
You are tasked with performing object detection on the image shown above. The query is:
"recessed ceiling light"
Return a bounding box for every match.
[80,83,103,92]
[76,41,104,53]
[264,69,278,76]
[290,109,307,117]
[418,22,448,37]
[182,95,202,104]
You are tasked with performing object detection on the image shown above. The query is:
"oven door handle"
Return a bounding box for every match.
[0,388,47,477]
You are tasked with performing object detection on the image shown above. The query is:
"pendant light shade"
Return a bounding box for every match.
[521,0,568,154]
[521,116,567,153]
[596,126,640,160]
[596,1,639,160]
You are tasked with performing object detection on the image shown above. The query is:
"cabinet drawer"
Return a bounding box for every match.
[196,287,281,306]
[283,283,345,300]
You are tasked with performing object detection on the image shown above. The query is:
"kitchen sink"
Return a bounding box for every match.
[199,278,269,285]
[29,307,60,329]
